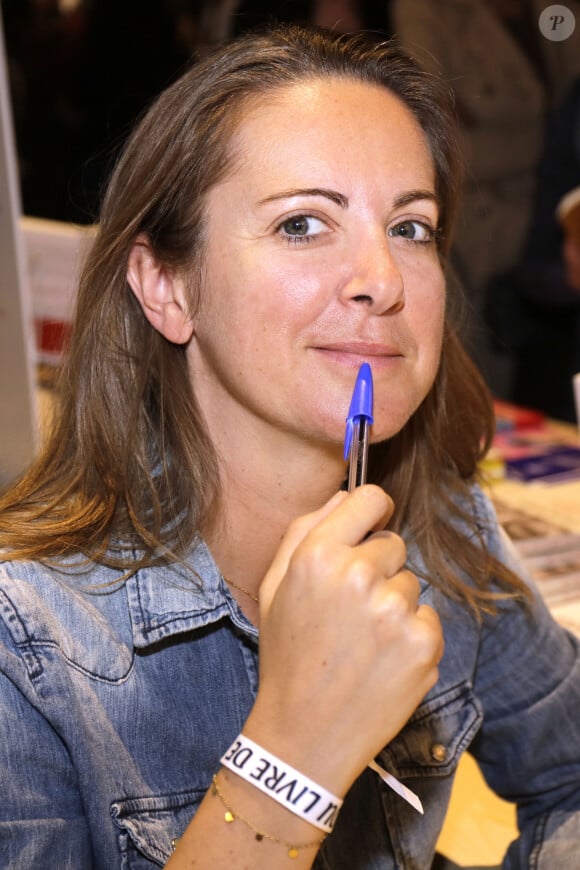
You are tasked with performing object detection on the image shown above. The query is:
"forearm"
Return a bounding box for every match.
[166,706,349,870]
[165,767,324,869]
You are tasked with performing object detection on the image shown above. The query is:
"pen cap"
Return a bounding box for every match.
[344,362,374,459]
[347,362,374,422]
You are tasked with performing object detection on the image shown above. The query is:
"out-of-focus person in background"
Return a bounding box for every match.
[389,0,580,401]
[486,76,580,421]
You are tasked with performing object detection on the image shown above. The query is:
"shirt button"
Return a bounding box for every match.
[431,743,447,762]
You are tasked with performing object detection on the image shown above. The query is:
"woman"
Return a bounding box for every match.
[0,24,579,869]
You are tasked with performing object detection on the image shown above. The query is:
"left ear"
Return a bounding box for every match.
[127,237,195,345]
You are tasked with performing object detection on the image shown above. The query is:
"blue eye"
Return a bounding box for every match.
[278,214,325,243]
[389,220,434,243]
[283,216,310,236]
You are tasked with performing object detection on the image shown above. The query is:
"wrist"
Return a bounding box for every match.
[212,771,325,859]
[242,705,365,797]
[220,733,343,834]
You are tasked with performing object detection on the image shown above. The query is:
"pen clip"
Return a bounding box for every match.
[344,362,374,460]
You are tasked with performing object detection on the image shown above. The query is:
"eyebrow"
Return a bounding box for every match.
[258,187,439,210]
[393,189,439,209]
[258,188,349,208]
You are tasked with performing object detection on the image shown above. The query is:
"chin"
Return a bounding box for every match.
[372,403,422,442]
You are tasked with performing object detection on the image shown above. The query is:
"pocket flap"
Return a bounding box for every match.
[111,789,204,866]
[377,680,482,779]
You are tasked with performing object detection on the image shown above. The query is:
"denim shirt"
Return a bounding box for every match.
[0,485,579,869]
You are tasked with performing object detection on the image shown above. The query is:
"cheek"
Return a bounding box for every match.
[409,273,446,354]
[426,291,446,351]
[196,256,328,371]
[266,258,329,314]
[228,260,331,352]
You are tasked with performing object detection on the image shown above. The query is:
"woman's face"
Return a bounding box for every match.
[188,77,446,451]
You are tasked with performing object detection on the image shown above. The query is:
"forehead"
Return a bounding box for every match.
[226,77,435,186]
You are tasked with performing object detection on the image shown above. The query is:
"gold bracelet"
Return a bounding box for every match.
[211,774,325,859]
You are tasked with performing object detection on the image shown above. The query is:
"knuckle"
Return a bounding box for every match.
[289,535,332,577]
[379,586,410,622]
[345,557,376,591]
[413,615,444,667]
[389,537,409,571]
[365,536,409,584]
[392,566,419,594]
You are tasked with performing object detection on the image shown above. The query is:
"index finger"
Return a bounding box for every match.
[260,486,393,612]
[306,484,394,548]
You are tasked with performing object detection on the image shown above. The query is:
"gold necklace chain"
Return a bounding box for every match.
[224,576,259,604]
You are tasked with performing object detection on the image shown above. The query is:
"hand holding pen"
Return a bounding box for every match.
[251,364,441,814]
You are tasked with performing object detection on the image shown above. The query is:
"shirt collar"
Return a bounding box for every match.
[124,540,259,647]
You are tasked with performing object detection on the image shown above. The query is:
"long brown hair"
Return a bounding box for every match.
[0,24,526,611]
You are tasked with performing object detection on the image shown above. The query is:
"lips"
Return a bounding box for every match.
[309,343,405,372]
[313,341,403,358]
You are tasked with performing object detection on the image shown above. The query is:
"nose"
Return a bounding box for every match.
[338,231,404,314]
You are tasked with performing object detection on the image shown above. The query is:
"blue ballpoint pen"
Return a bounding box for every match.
[344,362,374,491]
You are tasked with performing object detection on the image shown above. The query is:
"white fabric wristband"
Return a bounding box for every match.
[220,734,343,834]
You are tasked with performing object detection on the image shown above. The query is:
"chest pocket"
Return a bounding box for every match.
[377,679,482,780]
[111,789,204,868]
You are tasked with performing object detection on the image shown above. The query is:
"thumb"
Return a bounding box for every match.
[259,489,348,616]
